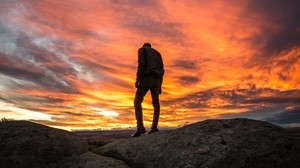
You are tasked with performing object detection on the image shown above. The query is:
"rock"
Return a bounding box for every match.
[94,118,300,168]
[0,121,128,168]
[66,152,129,168]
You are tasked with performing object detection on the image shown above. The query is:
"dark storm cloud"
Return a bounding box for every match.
[172,59,197,70]
[247,0,300,55]
[177,76,200,85]
[265,106,300,125]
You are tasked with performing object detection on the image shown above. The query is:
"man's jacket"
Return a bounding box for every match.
[136,46,164,84]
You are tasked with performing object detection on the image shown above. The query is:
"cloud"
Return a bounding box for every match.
[0,63,77,93]
[162,87,300,116]
[244,96,300,104]
[0,22,82,92]
[217,106,286,121]
[172,59,197,70]
[265,106,300,126]
[177,76,200,85]
[106,0,185,44]
[123,15,184,43]
[246,0,300,56]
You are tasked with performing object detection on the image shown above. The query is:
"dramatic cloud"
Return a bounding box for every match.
[177,76,200,85]
[246,0,300,55]
[0,0,299,130]
[172,60,197,70]
[266,106,300,127]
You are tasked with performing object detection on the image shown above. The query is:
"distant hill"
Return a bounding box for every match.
[1,119,300,168]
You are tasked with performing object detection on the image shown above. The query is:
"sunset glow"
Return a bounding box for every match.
[1,0,300,130]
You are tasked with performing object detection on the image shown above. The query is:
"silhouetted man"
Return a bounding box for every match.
[132,43,164,137]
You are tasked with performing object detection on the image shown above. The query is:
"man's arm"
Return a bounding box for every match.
[135,48,146,87]
[159,76,163,94]
[159,52,164,94]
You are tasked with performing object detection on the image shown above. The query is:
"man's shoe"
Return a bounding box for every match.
[131,127,146,137]
[147,128,159,135]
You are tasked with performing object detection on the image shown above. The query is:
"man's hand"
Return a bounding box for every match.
[135,81,140,88]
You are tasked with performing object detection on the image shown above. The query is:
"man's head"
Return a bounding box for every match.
[143,43,151,48]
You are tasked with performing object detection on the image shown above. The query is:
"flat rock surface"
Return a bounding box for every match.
[59,152,129,168]
[94,118,300,168]
[0,121,128,168]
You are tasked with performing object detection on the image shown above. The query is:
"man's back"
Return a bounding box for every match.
[137,47,164,78]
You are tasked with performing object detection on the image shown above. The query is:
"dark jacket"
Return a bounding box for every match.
[136,46,164,85]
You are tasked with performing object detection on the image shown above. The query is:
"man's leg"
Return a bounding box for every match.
[150,87,160,130]
[134,87,149,129]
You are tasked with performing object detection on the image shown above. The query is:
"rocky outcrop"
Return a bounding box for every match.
[0,121,128,168]
[1,119,299,168]
[94,118,300,168]
[61,152,129,168]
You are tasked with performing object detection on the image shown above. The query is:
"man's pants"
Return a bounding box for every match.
[134,87,160,129]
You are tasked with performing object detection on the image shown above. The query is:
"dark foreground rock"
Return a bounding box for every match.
[94,118,300,168]
[0,121,129,168]
[61,151,129,168]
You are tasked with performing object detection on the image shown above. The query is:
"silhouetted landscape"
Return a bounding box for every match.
[1,1,300,167]
[2,118,299,167]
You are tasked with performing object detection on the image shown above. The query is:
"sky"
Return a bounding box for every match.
[0,0,300,130]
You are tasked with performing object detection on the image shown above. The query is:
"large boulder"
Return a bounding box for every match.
[0,121,128,168]
[94,118,300,168]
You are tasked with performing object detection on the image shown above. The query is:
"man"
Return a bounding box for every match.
[132,42,164,137]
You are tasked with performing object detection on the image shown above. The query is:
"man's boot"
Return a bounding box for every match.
[132,127,146,137]
[147,127,159,134]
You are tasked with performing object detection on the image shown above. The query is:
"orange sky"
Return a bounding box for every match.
[1,0,300,130]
